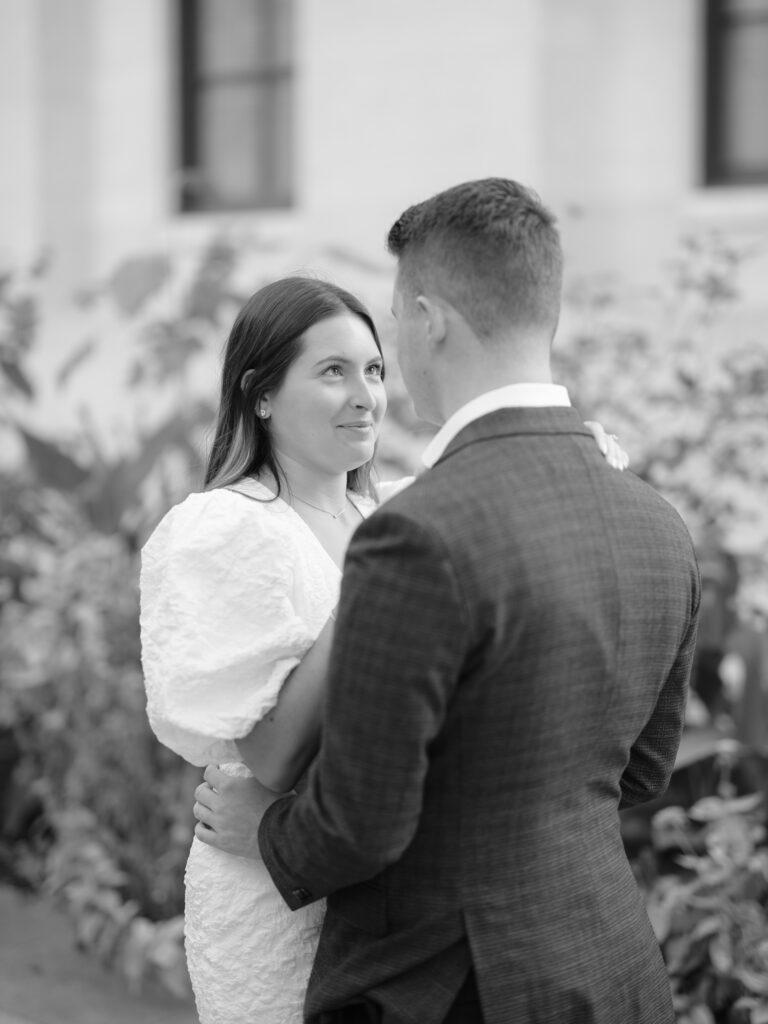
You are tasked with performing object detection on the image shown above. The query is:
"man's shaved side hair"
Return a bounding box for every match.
[387,178,563,340]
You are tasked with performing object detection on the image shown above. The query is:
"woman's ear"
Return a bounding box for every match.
[241,371,271,420]
[256,394,271,421]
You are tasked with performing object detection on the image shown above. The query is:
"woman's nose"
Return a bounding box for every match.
[349,376,377,410]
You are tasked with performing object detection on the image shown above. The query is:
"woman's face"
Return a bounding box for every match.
[263,313,387,477]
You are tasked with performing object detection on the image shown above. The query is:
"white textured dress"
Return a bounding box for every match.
[140,476,408,1024]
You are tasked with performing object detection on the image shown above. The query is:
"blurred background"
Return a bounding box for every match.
[1,1,767,1022]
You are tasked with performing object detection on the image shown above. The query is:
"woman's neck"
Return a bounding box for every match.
[267,450,349,511]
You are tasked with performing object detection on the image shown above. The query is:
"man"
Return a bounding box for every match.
[195,179,700,1023]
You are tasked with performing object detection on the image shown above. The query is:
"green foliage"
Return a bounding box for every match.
[109,254,173,317]
[0,258,47,405]
[556,233,768,623]
[640,744,768,1023]
[45,810,191,999]
[0,477,197,998]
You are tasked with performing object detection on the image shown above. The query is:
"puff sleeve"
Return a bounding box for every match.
[140,490,316,766]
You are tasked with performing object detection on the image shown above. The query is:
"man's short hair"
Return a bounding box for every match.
[387,178,563,339]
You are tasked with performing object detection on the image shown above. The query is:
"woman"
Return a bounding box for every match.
[140,277,627,1024]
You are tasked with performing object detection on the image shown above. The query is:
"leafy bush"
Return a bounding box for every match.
[0,475,197,997]
[639,745,768,1023]
[556,233,768,624]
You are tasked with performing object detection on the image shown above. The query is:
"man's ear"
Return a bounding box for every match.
[415,295,447,351]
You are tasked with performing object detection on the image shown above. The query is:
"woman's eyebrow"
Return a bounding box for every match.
[311,354,382,368]
[312,354,349,367]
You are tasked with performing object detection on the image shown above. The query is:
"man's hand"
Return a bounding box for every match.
[192,764,284,859]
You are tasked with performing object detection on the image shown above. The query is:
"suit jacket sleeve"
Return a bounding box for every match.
[258,507,469,910]
[619,564,701,810]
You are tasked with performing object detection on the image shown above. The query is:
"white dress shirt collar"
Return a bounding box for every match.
[420,383,571,469]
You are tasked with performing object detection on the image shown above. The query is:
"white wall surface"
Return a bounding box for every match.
[0,0,41,265]
[2,0,767,291]
[299,0,542,253]
[89,0,175,273]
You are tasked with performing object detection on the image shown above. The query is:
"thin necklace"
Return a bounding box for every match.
[291,492,349,520]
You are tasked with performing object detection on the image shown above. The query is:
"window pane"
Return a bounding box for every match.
[179,0,294,210]
[197,80,292,208]
[198,0,291,76]
[261,77,293,202]
[719,21,768,175]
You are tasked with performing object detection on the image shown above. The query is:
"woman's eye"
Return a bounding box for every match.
[366,363,383,378]
[322,364,343,376]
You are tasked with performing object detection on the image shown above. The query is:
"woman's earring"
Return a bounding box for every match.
[259,408,269,419]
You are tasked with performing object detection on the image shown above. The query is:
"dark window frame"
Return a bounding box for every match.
[178,0,294,213]
[705,0,768,185]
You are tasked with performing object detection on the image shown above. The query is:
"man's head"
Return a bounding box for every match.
[387,178,563,422]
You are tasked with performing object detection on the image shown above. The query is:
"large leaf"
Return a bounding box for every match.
[680,1006,716,1024]
[646,889,677,943]
[736,967,768,997]
[109,255,172,316]
[0,359,34,399]
[83,402,212,532]
[708,929,733,974]
[16,427,89,491]
[129,321,205,387]
[183,238,238,323]
[29,251,51,279]
[6,296,37,353]
[55,337,97,389]
[119,916,153,994]
[689,793,764,824]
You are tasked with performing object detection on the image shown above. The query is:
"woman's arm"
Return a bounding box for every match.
[236,614,335,792]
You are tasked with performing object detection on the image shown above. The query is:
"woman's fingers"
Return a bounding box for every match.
[203,763,226,791]
[194,821,220,848]
[194,781,219,810]
[583,420,608,455]
[605,434,630,471]
[584,420,630,471]
[193,800,215,827]
[193,780,221,836]
[193,794,218,827]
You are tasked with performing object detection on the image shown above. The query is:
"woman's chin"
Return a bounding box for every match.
[337,439,376,467]
[343,453,373,474]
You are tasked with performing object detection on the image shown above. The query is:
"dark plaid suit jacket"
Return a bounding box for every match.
[259,407,700,1024]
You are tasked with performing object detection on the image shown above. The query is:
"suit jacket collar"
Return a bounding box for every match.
[432,406,594,469]
[421,383,571,468]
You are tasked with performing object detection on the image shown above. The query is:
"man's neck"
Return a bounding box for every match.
[438,370,554,425]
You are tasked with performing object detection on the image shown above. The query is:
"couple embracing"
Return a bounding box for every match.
[140,178,700,1024]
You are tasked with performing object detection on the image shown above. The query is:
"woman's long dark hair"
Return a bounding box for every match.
[204,277,384,495]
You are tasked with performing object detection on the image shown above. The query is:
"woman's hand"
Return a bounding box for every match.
[584,421,630,471]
